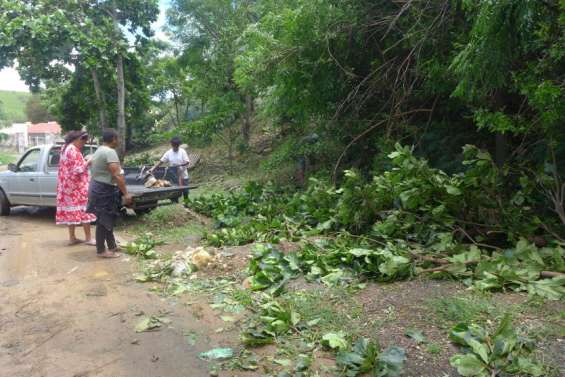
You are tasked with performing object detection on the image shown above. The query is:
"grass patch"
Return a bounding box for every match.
[0,152,18,165]
[425,343,442,355]
[126,204,207,243]
[142,204,192,227]
[0,90,30,123]
[285,287,365,342]
[425,293,507,328]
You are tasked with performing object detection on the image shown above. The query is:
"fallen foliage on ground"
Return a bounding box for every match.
[186,145,564,300]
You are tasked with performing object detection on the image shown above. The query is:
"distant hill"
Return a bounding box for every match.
[0,90,30,124]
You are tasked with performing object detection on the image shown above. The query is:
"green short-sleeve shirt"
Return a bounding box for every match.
[90,145,120,185]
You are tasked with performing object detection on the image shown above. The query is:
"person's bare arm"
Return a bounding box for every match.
[108,162,132,205]
[149,160,163,173]
[181,150,190,166]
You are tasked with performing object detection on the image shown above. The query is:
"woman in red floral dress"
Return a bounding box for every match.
[56,131,97,245]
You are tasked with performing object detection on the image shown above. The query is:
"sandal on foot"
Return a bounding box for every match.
[85,240,97,246]
[68,239,84,246]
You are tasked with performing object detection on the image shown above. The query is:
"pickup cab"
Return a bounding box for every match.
[0,144,189,216]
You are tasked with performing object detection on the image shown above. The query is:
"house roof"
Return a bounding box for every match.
[28,122,61,134]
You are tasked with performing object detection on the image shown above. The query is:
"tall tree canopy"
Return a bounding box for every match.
[25,94,53,123]
[0,0,159,154]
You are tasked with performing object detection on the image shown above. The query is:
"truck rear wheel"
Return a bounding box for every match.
[0,189,11,216]
[135,203,158,215]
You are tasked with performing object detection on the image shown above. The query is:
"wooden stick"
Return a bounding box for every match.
[541,271,565,278]
[419,268,564,279]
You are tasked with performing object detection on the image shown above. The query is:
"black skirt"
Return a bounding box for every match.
[87,180,120,231]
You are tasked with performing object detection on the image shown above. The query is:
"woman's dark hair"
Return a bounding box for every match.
[102,129,119,143]
[64,130,88,145]
[170,136,181,146]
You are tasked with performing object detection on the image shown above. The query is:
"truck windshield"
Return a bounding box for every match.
[18,149,41,172]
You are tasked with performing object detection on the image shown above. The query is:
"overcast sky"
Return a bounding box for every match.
[0,0,170,93]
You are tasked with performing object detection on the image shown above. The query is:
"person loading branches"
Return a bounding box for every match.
[148,136,190,202]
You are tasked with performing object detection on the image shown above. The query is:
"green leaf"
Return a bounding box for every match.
[526,277,565,300]
[404,329,427,344]
[336,350,366,370]
[135,316,162,332]
[378,255,410,277]
[399,188,420,209]
[290,311,301,326]
[493,314,514,342]
[466,337,490,364]
[322,331,348,351]
[448,246,482,264]
[492,335,517,358]
[473,272,502,291]
[449,354,487,376]
[446,185,462,195]
[307,318,321,326]
[511,357,543,376]
[349,248,374,257]
[321,270,346,286]
[241,330,274,347]
[273,358,292,366]
[376,346,406,377]
[450,323,471,346]
[295,354,312,371]
[198,348,234,361]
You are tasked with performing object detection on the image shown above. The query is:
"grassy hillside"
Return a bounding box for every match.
[0,90,30,124]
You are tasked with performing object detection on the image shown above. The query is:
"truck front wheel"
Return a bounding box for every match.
[0,189,11,216]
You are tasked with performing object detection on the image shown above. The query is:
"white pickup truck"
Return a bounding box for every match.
[0,144,189,216]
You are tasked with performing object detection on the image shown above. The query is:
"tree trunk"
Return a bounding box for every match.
[110,3,126,157]
[495,133,507,168]
[493,91,507,169]
[116,53,126,157]
[241,95,253,145]
[91,68,108,132]
[173,91,181,128]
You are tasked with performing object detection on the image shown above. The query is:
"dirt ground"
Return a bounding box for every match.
[0,207,218,377]
[2,207,563,377]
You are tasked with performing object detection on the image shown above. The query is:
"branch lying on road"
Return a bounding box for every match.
[415,254,565,278]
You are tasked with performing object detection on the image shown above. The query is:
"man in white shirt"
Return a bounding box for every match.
[148,136,190,201]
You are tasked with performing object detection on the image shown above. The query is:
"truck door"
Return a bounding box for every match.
[39,146,61,207]
[9,148,42,206]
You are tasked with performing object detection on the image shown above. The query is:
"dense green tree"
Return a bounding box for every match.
[25,94,53,123]
[163,0,564,229]
[149,55,192,129]
[0,0,159,154]
[167,0,256,148]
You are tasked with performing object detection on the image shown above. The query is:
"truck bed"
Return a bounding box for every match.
[128,184,188,197]
[124,167,190,210]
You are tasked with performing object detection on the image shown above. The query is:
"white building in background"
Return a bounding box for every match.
[0,121,62,152]
[0,122,29,153]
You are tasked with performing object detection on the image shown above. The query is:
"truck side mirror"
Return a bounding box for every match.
[7,163,17,172]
